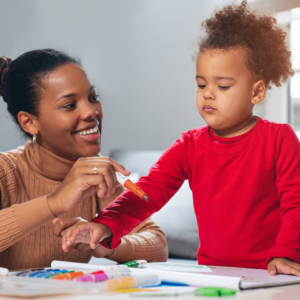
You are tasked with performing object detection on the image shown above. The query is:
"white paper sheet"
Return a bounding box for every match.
[146,263,212,273]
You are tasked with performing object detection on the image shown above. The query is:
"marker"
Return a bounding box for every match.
[90,270,105,274]
[15,268,45,277]
[76,272,130,283]
[97,274,160,291]
[51,260,129,272]
[124,260,147,268]
[0,267,8,276]
[115,172,150,201]
[194,287,236,297]
[130,290,193,297]
[29,269,60,277]
[53,271,84,280]
[38,270,70,278]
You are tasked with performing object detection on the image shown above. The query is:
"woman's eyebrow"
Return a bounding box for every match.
[56,85,95,102]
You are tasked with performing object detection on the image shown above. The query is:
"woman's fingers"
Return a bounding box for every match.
[52,218,61,227]
[53,217,86,237]
[83,157,130,176]
[75,163,118,197]
[50,156,128,216]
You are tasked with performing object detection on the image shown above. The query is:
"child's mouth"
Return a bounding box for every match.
[203,105,216,112]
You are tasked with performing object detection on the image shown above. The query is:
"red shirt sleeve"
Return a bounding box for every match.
[267,124,300,264]
[92,135,189,249]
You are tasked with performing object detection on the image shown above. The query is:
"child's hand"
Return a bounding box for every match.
[268,258,300,277]
[61,221,112,252]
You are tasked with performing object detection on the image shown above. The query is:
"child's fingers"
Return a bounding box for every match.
[89,226,107,249]
[268,261,277,276]
[90,233,101,249]
[289,267,300,277]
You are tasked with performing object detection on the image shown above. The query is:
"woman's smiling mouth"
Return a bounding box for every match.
[74,125,100,141]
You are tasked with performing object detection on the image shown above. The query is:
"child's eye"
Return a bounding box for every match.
[197,85,206,89]
[90,95,100,102]
[219,86,230,90]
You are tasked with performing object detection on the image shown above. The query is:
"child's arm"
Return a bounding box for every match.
[58,217,168,262]
[62,134,190,251]
[267,124,300,274]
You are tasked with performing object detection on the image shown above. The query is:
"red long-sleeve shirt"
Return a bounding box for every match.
[93,118,300,269]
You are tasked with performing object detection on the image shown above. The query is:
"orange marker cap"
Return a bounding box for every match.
[53,271,84,280]
[124,180,150,202]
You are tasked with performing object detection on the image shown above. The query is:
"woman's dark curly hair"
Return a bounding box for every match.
[198,0,294,89]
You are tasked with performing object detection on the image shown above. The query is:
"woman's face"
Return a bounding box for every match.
[34,63,103,160]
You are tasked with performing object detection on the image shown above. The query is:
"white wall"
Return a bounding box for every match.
[0,0,229,154]
[0,0,289,155]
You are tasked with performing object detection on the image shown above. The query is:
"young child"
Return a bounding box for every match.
[60,1,300,276]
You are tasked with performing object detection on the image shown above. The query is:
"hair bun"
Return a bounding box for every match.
[0,56,13,96]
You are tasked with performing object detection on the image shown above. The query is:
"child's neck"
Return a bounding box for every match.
[212,115,257,138]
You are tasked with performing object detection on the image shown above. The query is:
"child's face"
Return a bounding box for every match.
[196,47,256,132]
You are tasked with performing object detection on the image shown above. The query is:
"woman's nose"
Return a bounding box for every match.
[81,100,99,119]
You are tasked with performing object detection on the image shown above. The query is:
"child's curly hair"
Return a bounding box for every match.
[198,0,294,89]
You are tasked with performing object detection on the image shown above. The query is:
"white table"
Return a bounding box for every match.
[1,284,297,300]
[2,258,299,300]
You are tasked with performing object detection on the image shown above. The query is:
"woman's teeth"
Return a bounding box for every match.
[76,126,99,136]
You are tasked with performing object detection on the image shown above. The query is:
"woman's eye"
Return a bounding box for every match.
[90,95,100,102]
[198,85,206,89]
[219,86,230,90]
[62,103,76,109]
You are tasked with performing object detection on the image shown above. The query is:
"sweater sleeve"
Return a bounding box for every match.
[92,135,189,249]
[267,124,300,264]
[0,155,54,252]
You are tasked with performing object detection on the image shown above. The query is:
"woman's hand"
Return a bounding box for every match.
[47,157,129,216]
[52,217,114,257]
[268,258,300,277]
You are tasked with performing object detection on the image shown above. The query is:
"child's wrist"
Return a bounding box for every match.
[101,224,113,240]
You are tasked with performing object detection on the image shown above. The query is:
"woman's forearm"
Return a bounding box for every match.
[0,196,54,252]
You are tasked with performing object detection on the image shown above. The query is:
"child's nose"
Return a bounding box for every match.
[203,88,215,100]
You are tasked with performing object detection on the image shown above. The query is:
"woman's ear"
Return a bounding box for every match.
[17,111,38,136]
[251,80,266,104]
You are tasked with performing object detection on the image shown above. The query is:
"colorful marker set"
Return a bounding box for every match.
[15,267,130,282]
[11,260,155,290]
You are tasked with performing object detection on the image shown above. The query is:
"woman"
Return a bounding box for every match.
[0,49,167,270]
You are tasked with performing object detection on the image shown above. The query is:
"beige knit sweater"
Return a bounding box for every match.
[0,142,167,270]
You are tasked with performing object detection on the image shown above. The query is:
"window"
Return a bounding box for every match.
[290,18,300,130]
